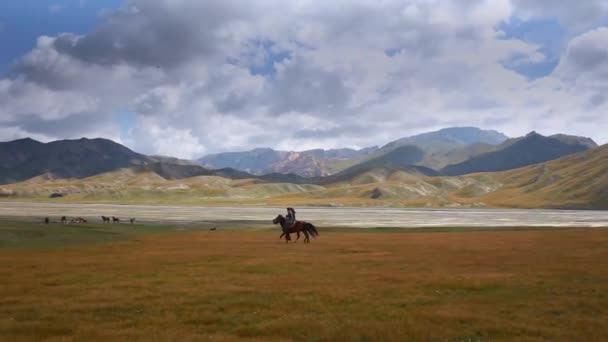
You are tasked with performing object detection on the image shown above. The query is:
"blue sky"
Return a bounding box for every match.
[0,0,607,158]
[0,0,128,136]
[499,17,567,79]
[0,1,123,75]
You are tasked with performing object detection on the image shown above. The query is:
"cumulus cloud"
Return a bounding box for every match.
[51,2,248,69]
[0,0,607,159]
[512,0,608,29]
[556,28,608,87]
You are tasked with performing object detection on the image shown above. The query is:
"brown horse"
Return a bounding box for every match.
[272,214,319,243]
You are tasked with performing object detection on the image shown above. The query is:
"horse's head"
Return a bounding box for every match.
[272,214,284,225]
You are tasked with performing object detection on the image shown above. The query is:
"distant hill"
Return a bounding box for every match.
[135,162,274,181]
[318,164,438,186]
[331,145,426,176]
[198,148,287,175]
[420,143,499,170]
[380,127,508,152]
[316,146,437,186]
[198,147,377,177]
[0,138,149,184]
[136,163,213,180]
[148,155,199,166]
[300,147,379,159]
[0,165,321,202]
[549,134,598,148]
[259,172,310,184]
[475,144,608,209]
[441,132,597,176]
[344,127,508,171]
[268,153,335,177]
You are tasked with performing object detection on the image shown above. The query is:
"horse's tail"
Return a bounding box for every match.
[304,222,318,237]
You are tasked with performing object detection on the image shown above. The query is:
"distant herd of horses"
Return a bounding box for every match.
[44,216,136,224]
[43,212,320,243]
[101,216,136,224]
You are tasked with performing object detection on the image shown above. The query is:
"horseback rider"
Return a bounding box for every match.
[285,207,296,228]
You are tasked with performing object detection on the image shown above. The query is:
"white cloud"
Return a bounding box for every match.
[130,118,205,159]
[0,0,607,158]
[555,27,608,89]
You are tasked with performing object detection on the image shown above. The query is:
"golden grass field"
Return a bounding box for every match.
[1,222,608,341]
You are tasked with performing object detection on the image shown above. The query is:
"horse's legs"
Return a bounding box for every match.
[295,231,301,242]
[280,232,293,242]
[303,230,310,243]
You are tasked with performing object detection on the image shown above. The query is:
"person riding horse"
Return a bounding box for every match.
[273,208,319,243]
[285,207,296,228]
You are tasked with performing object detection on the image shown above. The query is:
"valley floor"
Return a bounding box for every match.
[1,221,607,341]
[1,201,608,228]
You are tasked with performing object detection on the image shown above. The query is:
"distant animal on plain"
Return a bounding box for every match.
[130,218,136,224]
[60,216,67,224]
[101,216,110,223]
[69,217,87,224]
[44,217,49,224]
[210,227,217,231]
[112,216,120,223]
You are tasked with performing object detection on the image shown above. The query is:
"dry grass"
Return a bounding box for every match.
[1,227,608,341]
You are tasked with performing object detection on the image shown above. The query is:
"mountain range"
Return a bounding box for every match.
[0,137,149,184]
[2,142,604,209]
[200,127,598,178]
[199,146,379,177]
[441,132,595,175]
[0,127,604,209]
[199,127,511,176]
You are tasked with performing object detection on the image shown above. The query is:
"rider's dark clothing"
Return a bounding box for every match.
[285,207,296,228]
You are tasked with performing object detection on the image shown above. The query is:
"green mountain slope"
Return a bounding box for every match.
[441,132,596,176]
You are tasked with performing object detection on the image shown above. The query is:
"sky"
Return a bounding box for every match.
[1,0,607,159]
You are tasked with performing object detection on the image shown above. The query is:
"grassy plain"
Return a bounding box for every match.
[1,221,607,341]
